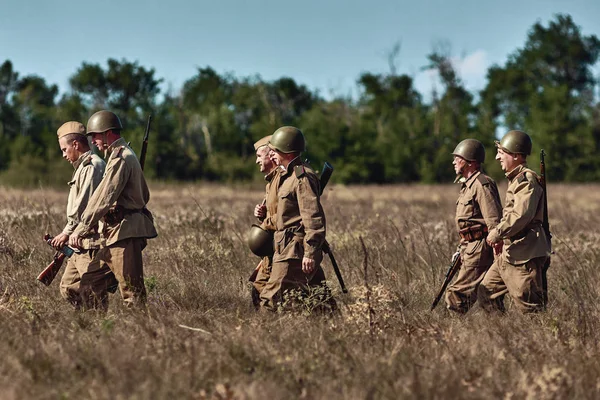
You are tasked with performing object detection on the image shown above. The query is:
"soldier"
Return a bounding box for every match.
[248,134,282,308]
[259,126,334,312]
[478,130,551,313]
[52,121,116,310]
[69,110,158,308]
[446,139,502,313]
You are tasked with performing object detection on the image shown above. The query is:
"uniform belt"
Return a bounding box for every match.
[459,225,488,242]
[509,222,542,242]
[104,206,144,225]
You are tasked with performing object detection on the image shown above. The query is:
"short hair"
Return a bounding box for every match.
[62,133,89,148]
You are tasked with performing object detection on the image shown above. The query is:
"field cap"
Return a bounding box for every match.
[254,135,272,150]
[57,121,86,139]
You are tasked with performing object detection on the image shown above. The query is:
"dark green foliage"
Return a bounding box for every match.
[0,14,598,186]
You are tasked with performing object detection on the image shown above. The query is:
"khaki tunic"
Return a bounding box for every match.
[260,157,333,311]
[73,137,157,245]
[73,137,157,307]
[251,167,283,306]
[487,164,551,264]
[445,171,502,313]
[479,163,551,313]
[59,151,116,309]
[62,151,105,236]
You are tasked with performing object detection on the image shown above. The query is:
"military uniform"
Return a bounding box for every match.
[478,164,551,313]
[251,166,282,306]
[59,149,116,309]
[446,171,502,313]
[73,137,157,307]
[259,157,332,310]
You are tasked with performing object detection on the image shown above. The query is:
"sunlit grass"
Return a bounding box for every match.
[0,182,598,398]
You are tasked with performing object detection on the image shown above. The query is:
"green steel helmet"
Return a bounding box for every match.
[247,224,274,257]
[495,130,532,155]
[452,139,485,163]
[86,110,123,135]
[268,126,305,153]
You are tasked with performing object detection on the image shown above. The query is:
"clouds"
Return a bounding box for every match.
[414,50,491,99]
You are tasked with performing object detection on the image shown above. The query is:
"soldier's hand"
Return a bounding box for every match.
[51,233,69,249]
[492,241,503,255]
[69,234,83,249]
[254,204,267,219]
[302,257,315,274]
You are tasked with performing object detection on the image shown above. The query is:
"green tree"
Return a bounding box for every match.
[479,14,600,180]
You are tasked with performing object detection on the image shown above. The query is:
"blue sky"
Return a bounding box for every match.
[1,0,599,100]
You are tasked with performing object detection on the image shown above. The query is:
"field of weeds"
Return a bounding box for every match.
[1,182,600,399]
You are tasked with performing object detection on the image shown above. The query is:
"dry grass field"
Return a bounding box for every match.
[1,182,600,399]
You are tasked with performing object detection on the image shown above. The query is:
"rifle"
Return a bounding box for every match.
[317,162,348,293]
[319,162,334,195]
[430,251,462,310]
[139,114,152,171]
[37,234,75,286]
[540,149,551,308]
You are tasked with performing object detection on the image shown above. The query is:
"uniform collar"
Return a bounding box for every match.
[506,163,527,181]
[264,166,284,182]
[282,156,302,177]
[455,169,480,187]
[72,150,92,170]
[464,170,481,188]
[107,137,127,153]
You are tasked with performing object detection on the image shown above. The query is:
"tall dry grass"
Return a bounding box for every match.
[0,182,599,399]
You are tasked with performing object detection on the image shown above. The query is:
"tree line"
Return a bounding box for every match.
[0,14,598,186]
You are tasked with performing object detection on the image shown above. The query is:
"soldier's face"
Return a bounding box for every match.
[91,133,105,150]
[268,148,283,166]
[256,146,274,173]
[452,156,466,175]
[496,148,517,172]
[59,137,78,163]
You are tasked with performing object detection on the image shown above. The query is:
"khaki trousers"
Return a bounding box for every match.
[478,256,547,313]
[259,254,335,312]
[445,263,489,313]
[251,256,272,308]
[95,237,147,307]
[60,251,117,310]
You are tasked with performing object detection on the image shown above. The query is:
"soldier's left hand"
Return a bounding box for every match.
[491,241,503,255]
[302,257,315,274]
[69,234,83,249]
[50,233,69,249]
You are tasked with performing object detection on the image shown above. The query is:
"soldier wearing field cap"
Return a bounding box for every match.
[53,121,116,310]
[259,126,335,312]
[446,139,502,313]
[248,134,284,308]
[70,110,157,308]
[478,130,551,313]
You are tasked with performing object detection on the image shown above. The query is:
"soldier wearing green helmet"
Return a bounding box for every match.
[69,110,158,308]
[247,134,284,308]
[478,130,551,313]
[258,126,335,312]
[446,139,502,313]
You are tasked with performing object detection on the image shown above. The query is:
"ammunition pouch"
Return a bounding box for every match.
[459,225,488,242]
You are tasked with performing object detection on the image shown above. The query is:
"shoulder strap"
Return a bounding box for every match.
[111,146,125,159]
[294,164,306,178]
[476,173,492,186]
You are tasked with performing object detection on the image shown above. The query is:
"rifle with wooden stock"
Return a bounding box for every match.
[37,234,75,286]
[319,162,348,294]
[431,250,462,311]
[540,149,551,308]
